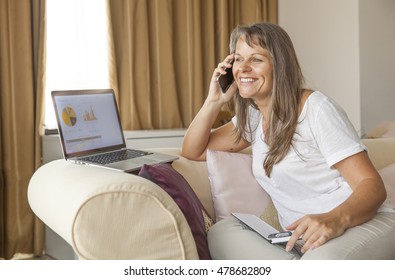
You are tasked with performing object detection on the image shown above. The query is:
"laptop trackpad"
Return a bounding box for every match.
[106,161,141,170]
[108,157,162,171]
[128,157,158,165]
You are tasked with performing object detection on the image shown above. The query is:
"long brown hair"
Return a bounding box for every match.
[230,22,305,176]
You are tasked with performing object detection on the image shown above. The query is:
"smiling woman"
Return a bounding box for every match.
[182,22,395,260]
[45,0,110,130]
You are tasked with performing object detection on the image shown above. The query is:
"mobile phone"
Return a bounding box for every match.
[217,62,234,93]
[268,231,292,239]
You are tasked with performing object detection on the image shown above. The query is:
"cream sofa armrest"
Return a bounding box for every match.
[28,159,199,259]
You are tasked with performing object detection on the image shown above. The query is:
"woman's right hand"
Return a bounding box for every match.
[207,53,238,104]
[182,54,246,161]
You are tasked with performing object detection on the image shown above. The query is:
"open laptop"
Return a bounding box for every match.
[51,89,179,172]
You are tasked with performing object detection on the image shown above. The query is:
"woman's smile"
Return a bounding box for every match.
[233,36,273,103]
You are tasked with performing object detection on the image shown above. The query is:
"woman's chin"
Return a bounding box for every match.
[238,90,255,99]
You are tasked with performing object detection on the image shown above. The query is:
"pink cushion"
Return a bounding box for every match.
[139,163,212,260]
[207,150,272,222]
[378,162,395,210]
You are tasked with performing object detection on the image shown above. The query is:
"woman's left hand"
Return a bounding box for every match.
[285,212,347,253]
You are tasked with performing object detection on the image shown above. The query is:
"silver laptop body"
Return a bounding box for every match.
[51,89,178,172]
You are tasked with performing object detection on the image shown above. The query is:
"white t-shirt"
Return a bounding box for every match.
[233,91,367,228]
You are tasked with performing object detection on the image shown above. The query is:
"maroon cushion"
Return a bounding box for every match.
[138,163,212,260]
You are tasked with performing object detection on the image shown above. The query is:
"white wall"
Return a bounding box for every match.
[279,0,361,133]
[360,0,395,134]
[278,0,395,136]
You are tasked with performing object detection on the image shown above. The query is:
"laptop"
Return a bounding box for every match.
[232,213,294,244]
[51,89,179,172]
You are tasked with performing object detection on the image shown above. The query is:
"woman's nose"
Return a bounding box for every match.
[238,60,252,72]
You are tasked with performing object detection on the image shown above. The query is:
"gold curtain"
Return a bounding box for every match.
[0,0,46,259]
[108,0,277,130]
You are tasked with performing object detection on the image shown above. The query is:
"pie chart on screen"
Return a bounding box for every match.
[62,106,77,126]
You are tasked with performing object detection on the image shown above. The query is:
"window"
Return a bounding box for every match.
[45,0,109,129]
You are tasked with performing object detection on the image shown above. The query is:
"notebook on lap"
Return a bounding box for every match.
[52,89,178,172]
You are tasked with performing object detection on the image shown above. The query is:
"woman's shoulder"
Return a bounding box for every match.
[305,90,329,104]
[304,91,343,113]
[303,90,350,126]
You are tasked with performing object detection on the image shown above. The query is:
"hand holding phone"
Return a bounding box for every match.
[217,61,234,93]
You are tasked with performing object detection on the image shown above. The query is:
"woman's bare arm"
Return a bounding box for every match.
[182,120,249,161]
[182,54,249,160]
[286,151,387,253]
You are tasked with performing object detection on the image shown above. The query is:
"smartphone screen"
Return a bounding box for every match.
[217,63,234,93]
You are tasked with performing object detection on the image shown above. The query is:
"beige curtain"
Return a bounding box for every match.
[0,0,46,259]
[108,0,277,130]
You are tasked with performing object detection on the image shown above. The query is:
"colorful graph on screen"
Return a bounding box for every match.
[84,105,98,121]
[62,106,77,127]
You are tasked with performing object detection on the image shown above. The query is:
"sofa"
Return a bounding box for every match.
[27,138,395,260]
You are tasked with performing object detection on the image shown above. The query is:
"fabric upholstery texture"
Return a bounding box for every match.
[169,150,215,218]
[206,150,281,230]
[378,162,395,210]
[139,163,213,260]
[73,183,197,260]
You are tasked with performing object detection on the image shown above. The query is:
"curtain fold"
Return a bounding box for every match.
[108,0,277,130]
[0,0,46,259]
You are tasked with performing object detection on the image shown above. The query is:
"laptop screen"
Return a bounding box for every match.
[52,89,126,159]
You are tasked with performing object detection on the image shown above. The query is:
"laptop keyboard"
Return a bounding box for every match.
[82,149,152,165]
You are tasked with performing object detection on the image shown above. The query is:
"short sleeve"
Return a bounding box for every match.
[311,96,366,167]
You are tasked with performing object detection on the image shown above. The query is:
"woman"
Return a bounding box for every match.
[182,22,395,259]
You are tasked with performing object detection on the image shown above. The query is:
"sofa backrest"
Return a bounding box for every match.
[153,138,395,219]
[363,138,395,170]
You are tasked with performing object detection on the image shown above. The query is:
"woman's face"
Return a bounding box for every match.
[233,36,273,103]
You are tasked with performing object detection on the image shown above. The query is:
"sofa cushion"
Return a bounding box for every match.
[378,162,395,211]
[207,150,280,229]
[138,163,213,260]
